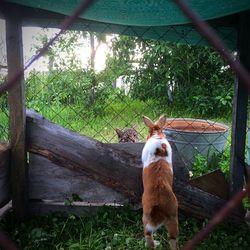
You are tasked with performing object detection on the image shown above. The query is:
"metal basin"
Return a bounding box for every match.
[163,118,229,167]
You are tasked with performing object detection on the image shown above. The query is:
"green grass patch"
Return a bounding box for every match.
[26,98,232,143]
[0,107,9,141]
[0,207,249,250]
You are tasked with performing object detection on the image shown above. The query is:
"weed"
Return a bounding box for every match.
[191,146,231,178]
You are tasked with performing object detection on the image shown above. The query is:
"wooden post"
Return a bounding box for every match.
[230,12,250,197]
[5,12,28,219]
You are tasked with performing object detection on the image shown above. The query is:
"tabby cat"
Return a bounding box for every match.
[115,126,139,143]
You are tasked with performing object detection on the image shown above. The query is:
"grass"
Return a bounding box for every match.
[24,98,232,143]
[1,206,250,250]
[0,107,9,141]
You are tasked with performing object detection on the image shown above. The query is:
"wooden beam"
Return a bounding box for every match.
[230,11,250,196]
[189,169,229,200]
[28,200,123,217]
[29,153,127,204]
[5,11,28,219]
[0,143,10,208]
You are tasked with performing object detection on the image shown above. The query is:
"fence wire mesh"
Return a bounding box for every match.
[0,17,235,174]
[0,21,8,141]
[18,23,234,175]
[0,1,249,249]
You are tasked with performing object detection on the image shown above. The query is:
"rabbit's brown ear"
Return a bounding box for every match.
[115,128,123,137]
[157,115,166,129]
[143,116,154,128]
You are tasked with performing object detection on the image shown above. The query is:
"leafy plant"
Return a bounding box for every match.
[64,193,83,206]
[107,37,234,117]
[191,147,231,178]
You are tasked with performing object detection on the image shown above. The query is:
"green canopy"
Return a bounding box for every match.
[5,0,250,26]
[4,0,250,49]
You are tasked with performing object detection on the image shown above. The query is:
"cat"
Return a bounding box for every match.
[115,126,139,143]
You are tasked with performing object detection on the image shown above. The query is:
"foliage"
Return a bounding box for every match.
[1,206,249,250]
[0,75,7,110]
[0,74,9,141]
[26,69,116,116]
[191,147,231,178]
[32,30,83,71]
[32,30,106,71]
[96,36,139,93]
[64,193,83,206]
[32,29,108,107]
[108,37,234,117]
[30,30,235,118]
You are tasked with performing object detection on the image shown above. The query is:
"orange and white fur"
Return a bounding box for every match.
[142,115,179,249]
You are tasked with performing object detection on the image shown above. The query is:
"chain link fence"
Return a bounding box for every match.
[0,19,235,175]
[15,23,234,176]
[0,19,8,141]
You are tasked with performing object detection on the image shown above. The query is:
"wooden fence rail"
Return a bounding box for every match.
[0,143,10,208]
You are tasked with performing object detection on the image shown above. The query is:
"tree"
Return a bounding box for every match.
[99,35,140,93]
[105,36,234,117]
[85,32,106,103]
[29,29,109,108]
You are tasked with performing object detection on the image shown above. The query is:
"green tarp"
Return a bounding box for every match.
[4,0,250,49]
[5,0,250,26]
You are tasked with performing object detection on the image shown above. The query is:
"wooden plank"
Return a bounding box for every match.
[0,201,12,221]
[5,11,27,219]
[29,154,127,203]
[28,185,245,224]
[28,200,123,217]
[245,210,250,228]
[0,143,10,208]
[246,166,250,182]
[229,11,250,196]
[174,181,245,224]
[189,169,229,199]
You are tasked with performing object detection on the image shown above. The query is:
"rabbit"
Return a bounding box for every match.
[141,115,179,250]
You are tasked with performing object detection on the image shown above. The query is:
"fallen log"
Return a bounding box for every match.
[26,110,144,202]
[26,110,245,223]
[26,110,188,203]
[29,153,128,204]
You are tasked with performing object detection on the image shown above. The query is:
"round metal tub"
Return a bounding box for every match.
[163,118,229,167]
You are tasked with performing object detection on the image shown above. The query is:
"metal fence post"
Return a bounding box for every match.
[230,11,250,197]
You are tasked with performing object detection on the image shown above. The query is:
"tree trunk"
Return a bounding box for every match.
[89,32,97,103]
